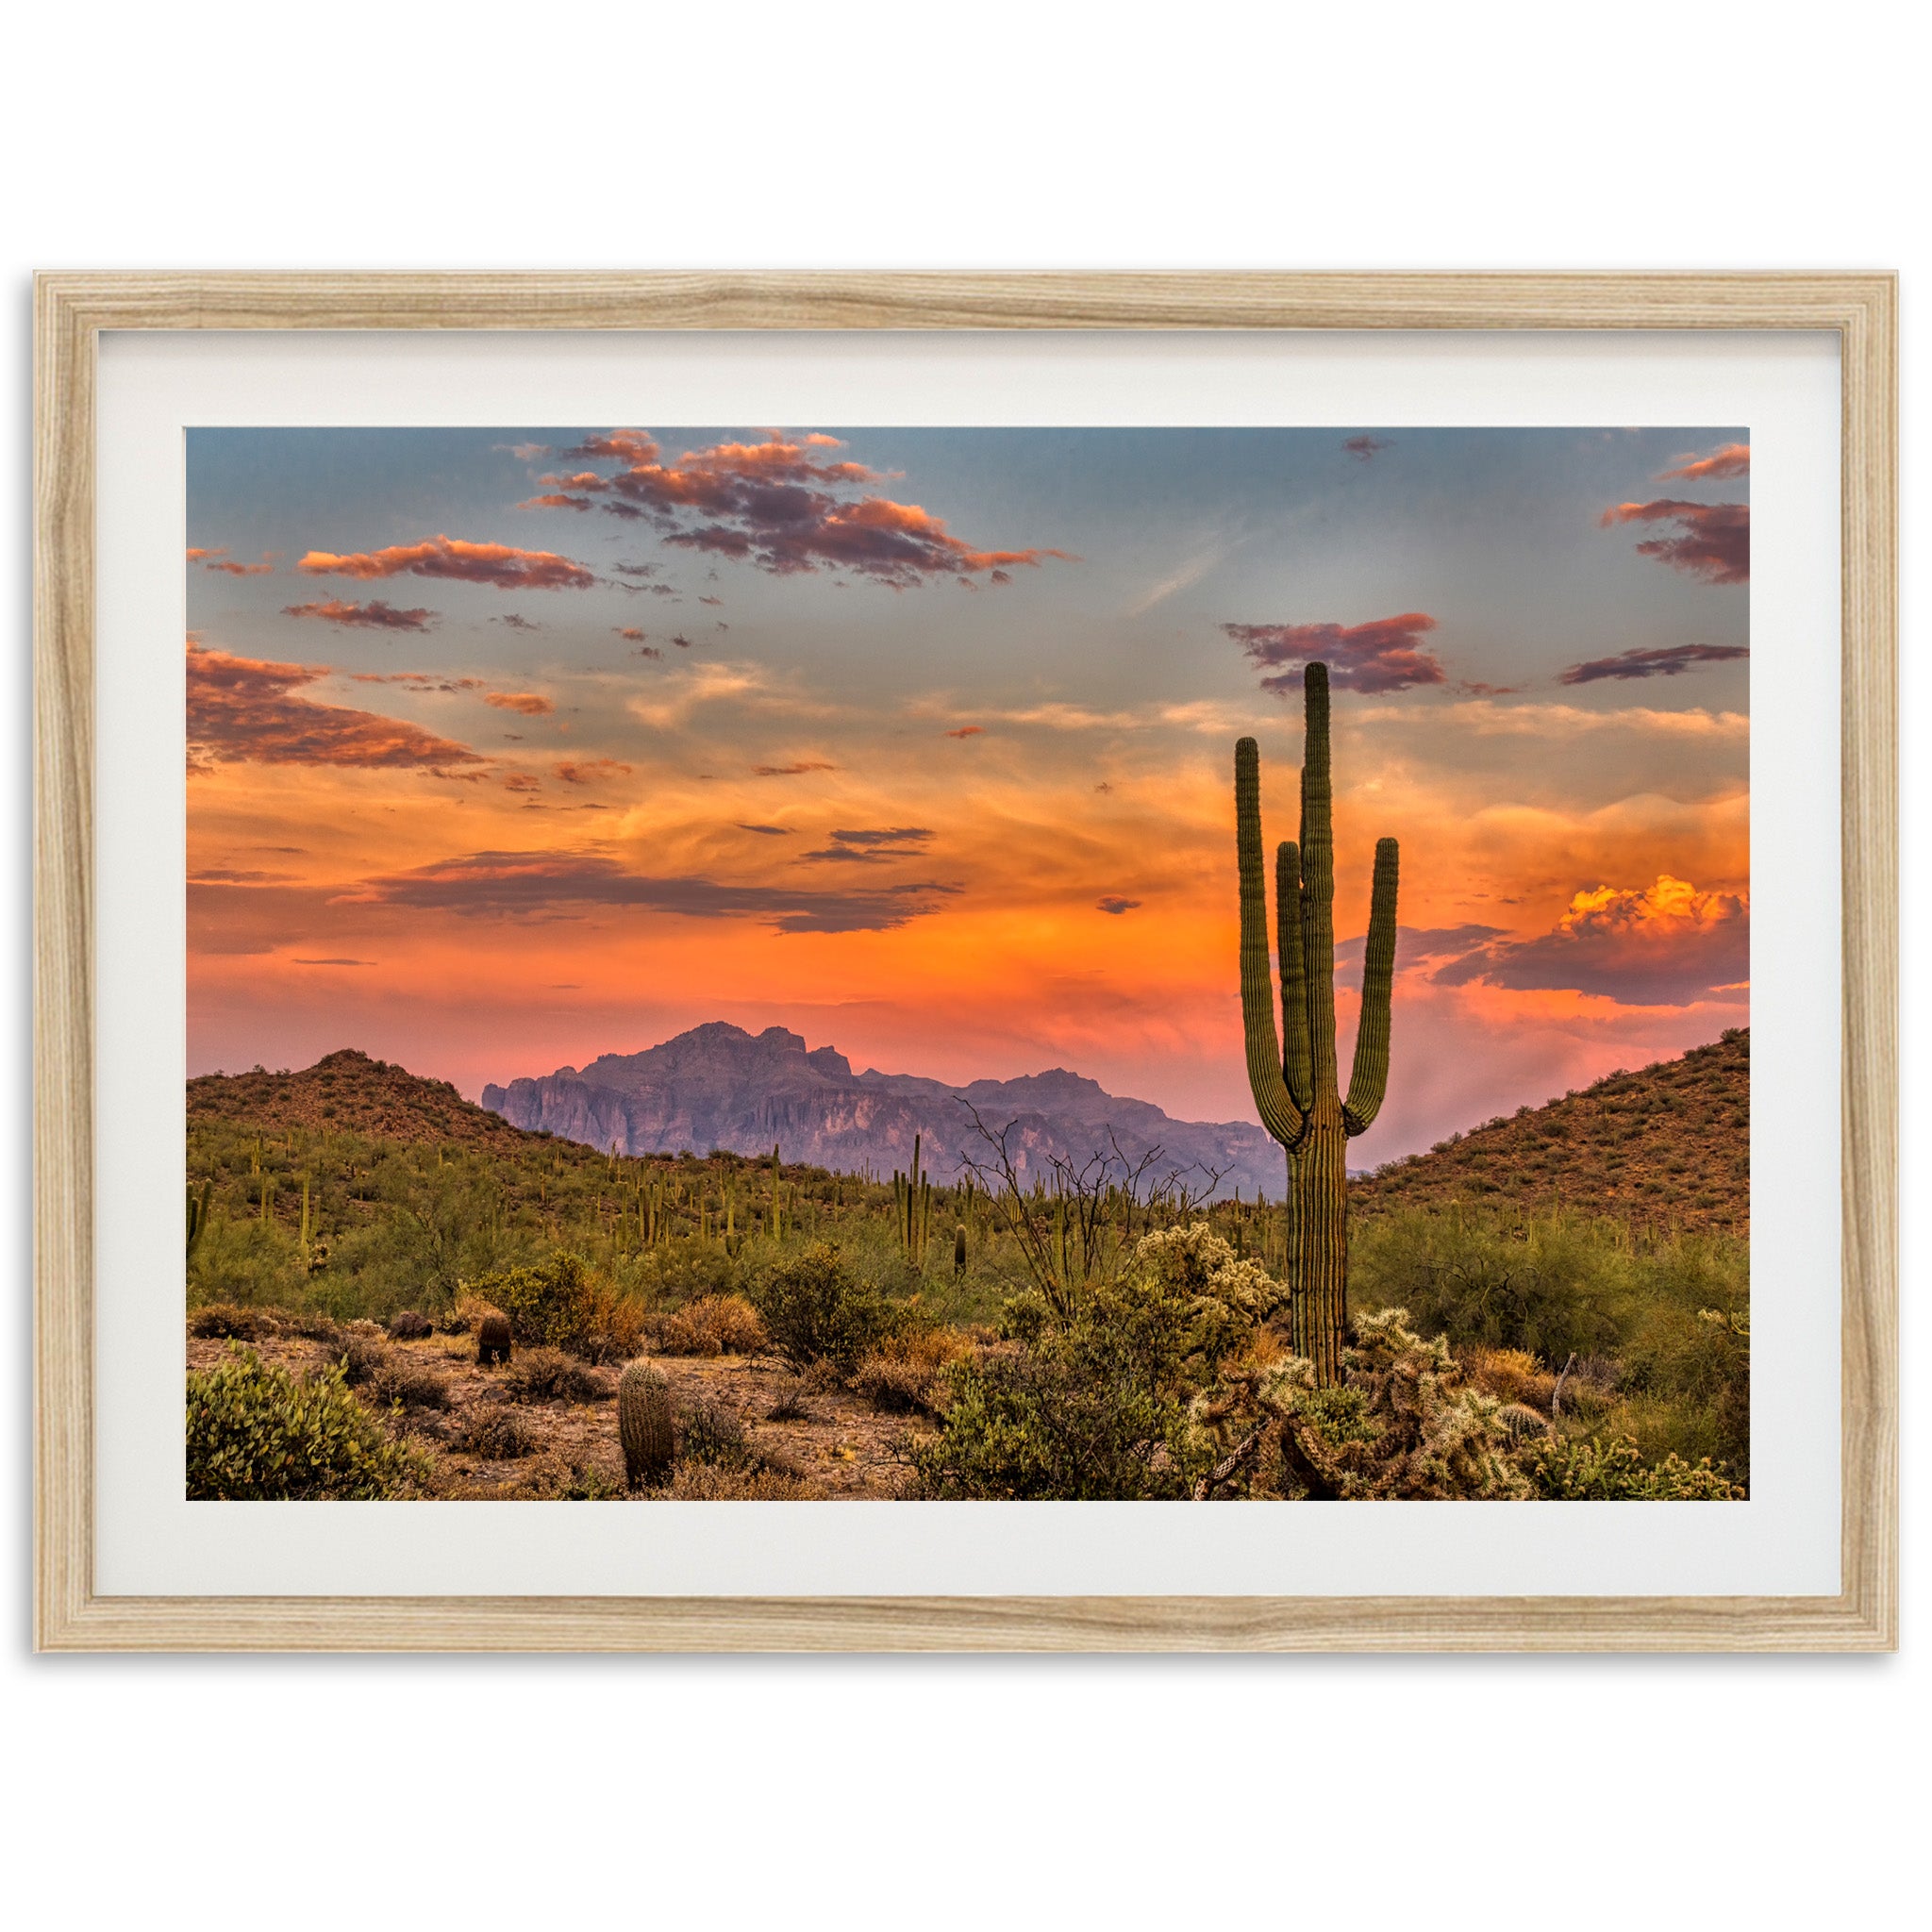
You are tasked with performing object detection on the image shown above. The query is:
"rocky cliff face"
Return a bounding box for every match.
[481,1022,1285,1198]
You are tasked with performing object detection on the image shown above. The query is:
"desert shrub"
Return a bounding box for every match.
[1529,1433,1743,1500]
[449,1403,536,1459]
[281,1309,347,1344]
[316,1321,387,1387]
[676,1398,751,1469]
[189,1303,276,1341]
[657,1293,769,1357]
[853,1328,965,1415]
[1351,1208,1624,1362]
[502,1346,614,1405]
[476,1251,599,1350]
[751,1242,892,1374]
[468,1251,646,1362]
[666,1462,818,1501]
[552,1460,627,1499]
[187,1347,425,1499]
[369,1357,451,1409]
[913,1224,1276,1499]
[438,1293,494,1337]
[765,1382,816,1423]
[1463,1346,1557,1411]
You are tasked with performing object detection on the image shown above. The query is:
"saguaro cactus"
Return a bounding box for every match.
[1235,661,1399,1383]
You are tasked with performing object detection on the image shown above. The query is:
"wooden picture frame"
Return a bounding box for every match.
[34,272,1897,1651]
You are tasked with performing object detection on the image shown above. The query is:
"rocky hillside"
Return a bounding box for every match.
[189,1049,546,1151]
[1351,1029,1748,1237]
[483,1022,1284,1196]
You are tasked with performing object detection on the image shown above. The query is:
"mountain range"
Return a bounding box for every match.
[481,1022,1286,1197]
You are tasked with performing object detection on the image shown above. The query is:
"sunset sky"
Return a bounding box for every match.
[186,425,1749,1164]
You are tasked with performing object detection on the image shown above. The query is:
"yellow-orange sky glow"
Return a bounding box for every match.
[188,425,1749,1162]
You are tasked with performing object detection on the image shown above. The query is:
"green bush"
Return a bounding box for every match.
[187,1346,425,1499]
[750,1242,891,1374]
[913,1223,1276,1500]
[1350,1207,1626,1362]
[476,1250,599,1350]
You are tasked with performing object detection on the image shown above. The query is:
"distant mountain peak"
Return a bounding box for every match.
[483,1021,1282,1197]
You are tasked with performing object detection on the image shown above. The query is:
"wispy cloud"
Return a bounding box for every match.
[1657,441,1749,482]
[1342,435,1391,460]
[1123,539,1234,617]
[484,691,556,716]
[1096,895,1141,915]
[1559,643,1748,686]
[339,849,957,934]
[282,597,438,632]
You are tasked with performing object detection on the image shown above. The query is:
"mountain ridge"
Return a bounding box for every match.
[482,1022,1282,1196]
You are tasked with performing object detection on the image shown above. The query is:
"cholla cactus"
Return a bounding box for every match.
[618,1361,675,1490]
[1189,1306,1533,1500]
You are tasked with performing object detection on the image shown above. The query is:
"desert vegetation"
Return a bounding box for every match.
[185,1085,1746,1501]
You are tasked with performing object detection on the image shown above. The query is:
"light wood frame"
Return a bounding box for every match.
[34,272,1897,1652]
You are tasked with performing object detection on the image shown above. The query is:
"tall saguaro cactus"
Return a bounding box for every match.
[1236,661,1400,1384]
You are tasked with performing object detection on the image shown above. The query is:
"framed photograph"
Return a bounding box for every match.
[35,274,1895,1650]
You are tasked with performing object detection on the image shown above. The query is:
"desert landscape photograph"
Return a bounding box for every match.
[183,423,1751,1502]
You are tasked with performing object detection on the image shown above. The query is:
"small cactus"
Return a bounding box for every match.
[477,1312,512,1366]
[618,1361,675,1489]
[954,1223,967,1275]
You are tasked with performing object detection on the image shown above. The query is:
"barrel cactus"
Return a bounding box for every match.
[618,1360,675,1489]
[476,1312,512,1367]
[1235,659,1399,1384]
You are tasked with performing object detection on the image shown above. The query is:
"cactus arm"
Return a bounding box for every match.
[1344,838,1401,1135]
[1235,738,1306,1149]
[1276,840,1313,1111]
[1299,664,1339,1101]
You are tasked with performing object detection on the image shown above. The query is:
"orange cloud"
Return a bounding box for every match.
[752,759,837,777]
[485,691,556,717]
[547,429,1074,589]
[1223,612,1447,694]
[186,644,484,774]
[517,493,593,512]
[282,597,438,631]
[1599,499,1749,584]
[1658,441,1750,482]
[945,725,984,739]
[195,549,276,575]
[297,535,595,591]
[1432,874,1747,1006]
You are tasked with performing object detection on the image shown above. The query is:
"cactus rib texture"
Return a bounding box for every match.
[1234,660,1400,1384]
[618,1361,675,1490]
[476,1312,512,1367]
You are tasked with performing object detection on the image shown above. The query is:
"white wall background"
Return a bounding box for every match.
[1,5,1920,1926]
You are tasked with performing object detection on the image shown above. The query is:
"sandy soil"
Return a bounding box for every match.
[187,1326,926,1499]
